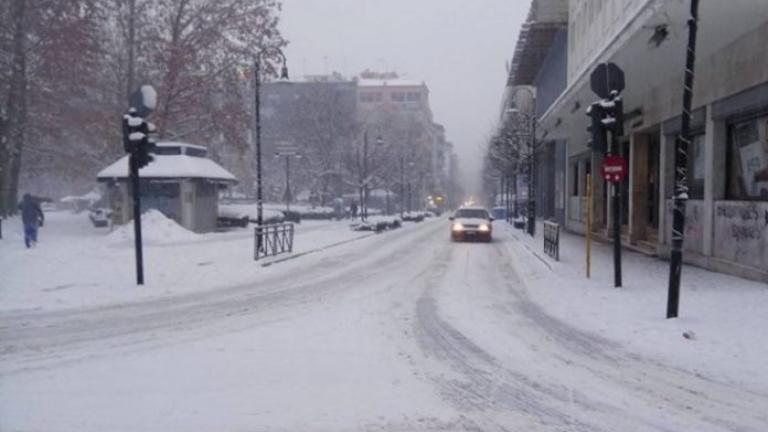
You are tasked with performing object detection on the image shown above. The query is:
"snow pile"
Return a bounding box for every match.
[108,209,198,245]
[350,215,402,232]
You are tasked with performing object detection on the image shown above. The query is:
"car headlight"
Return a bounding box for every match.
[479,224,490,232]
[452,223,464,231]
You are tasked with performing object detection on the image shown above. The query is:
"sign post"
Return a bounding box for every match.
[601,154,627,287]
[590,62,626,288]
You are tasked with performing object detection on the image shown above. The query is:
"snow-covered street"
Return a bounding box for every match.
[2,213,767,431]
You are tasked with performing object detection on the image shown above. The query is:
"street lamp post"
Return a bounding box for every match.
[254,49,289,251]
[506,86,537,236]
[400,155,405,219]
[275,150,301,213]
[360,129,383,221]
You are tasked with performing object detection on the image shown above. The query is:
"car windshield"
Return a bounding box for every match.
[3,2,766,431]
[454,209,489,219]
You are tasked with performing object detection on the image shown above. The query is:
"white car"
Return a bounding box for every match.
[449,207,494,242]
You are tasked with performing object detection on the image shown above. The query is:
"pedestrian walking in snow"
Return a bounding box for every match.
[18,193,44,248]
[350,201,358,218]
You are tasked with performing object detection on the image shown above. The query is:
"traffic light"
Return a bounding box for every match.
[587,102,608,154]
[586,90,624,155]
[122,109,156,168]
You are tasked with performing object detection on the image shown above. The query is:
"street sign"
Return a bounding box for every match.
[601,154,628,183]
[275,141,299,156]
[590,63,625,99]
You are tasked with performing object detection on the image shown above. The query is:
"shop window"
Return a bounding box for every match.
[686,134,705,199]
[726,115,768,200]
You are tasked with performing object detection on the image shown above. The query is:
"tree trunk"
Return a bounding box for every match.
[1,0,28,216]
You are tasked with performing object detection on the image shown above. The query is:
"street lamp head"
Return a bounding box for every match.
[279,64,289,81]
[376,135,384,146]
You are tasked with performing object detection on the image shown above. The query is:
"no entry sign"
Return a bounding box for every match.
[601,154,627,183]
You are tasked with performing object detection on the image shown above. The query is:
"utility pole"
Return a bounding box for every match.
[667,0,700,319]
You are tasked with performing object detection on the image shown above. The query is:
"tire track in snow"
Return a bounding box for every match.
[410,242,607,432]
[484,231,768,431]
[0,221,446,377]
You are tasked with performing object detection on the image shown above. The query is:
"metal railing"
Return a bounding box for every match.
[543,220,560,262]
[254,223,294,260]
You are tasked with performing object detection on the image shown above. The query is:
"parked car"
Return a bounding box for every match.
[89,208,112,228]
[217,209,250,228]
[491,206,507,221]
[449,207,493,242]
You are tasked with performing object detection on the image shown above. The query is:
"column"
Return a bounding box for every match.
[702,104,727,256]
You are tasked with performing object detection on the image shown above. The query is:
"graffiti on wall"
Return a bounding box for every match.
[716,202,768,241]
[713,201,768,270]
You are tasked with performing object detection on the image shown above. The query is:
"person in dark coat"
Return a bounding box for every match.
[18,193,44,248]
[350,201,358,218]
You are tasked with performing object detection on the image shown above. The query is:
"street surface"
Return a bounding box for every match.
[2,219,767,431]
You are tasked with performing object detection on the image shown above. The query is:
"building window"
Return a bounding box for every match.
[726,115,768,200]
[406,92,421,102]
[359,92,383,103]
[686,134,705,199]
[572,162,580,196]
[391,92,405,102]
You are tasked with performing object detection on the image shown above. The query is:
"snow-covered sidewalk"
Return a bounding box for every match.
[0,210,389,313]
[498,222,768,391]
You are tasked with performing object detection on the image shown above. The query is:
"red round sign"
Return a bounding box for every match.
[600,155,627,183]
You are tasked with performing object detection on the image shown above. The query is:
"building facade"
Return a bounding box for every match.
[355,70,455,210]
[505,0,768,282]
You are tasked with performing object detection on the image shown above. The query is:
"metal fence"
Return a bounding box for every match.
[254,223,294,260]
[543,220,560,261]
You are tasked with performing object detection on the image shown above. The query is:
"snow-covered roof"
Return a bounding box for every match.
[61,190,101,203]
[97,142,237,183]
[358,78,424,88]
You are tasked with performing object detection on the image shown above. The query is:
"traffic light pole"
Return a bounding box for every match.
[611,130,622,288]
[129,153,144,285]
[667,0,700,318]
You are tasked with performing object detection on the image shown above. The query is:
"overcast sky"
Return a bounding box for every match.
[280,0,527,194]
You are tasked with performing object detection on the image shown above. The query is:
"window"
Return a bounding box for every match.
[391,92,405,102]
[572,162,580,196]
[406,92,421,102]
[359,92,382,103]
[686,134,705,199]
[185,147,207,158]
[152,146,182,156]
[454,208,489,219]
[726,115,768,200]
